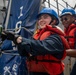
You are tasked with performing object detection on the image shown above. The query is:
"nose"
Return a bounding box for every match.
[40,17,44,21]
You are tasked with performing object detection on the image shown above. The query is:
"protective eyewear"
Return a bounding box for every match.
[61,17,68,21]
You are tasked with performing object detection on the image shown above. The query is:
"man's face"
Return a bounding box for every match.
[60,14,75,29]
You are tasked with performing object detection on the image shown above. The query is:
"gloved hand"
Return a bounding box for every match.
[2,31,19,44]
[18,43,30,57]
[1,32,7,41]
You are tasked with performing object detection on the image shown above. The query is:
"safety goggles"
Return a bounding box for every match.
[60,15,72,22]
[61,17,68,22]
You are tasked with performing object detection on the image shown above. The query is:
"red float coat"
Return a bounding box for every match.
[27,25,70,75]
[65,23,76,49]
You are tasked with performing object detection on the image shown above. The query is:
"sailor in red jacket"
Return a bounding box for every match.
[2,8,70,75]
[60,8,76,75]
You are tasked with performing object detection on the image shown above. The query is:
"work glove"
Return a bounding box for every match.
[1,32,7,41]
[18,43,30,57]
[2,31,19,44]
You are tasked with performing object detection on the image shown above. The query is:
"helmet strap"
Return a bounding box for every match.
[49,17,57,25]
[49,20,53,25]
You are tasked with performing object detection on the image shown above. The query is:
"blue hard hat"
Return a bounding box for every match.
[75,10,76,15]
[37,8,59,25]
[60,8,75,17]
[75,11,76,19]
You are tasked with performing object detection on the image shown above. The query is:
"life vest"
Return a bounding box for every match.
[65,23,76,49]
[27,25,70,75]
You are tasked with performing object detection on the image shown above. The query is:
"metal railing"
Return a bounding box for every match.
[41,0,76,16]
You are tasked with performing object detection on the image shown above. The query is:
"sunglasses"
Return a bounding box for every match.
[61,17,68,22]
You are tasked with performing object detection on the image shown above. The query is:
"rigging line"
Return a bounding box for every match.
[4,0,12,30]
[54,0,65,8]
[0,50,19,56]
[4,27,33,35]
[1,52,19,56]
[62,0,73,8]
[1,49,18,52]
[45,1,62,12]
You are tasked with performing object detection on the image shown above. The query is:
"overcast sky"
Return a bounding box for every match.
[64,0,76,7]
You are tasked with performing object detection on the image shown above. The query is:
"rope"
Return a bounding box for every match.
[0,49,20,56]
[4,27,33,35]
